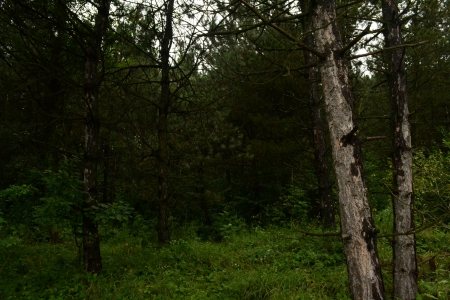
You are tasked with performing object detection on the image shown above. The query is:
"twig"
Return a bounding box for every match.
[364,136,387,142]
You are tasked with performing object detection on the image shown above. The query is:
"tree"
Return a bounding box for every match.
[311,0,386,298]
[82,0,111,273]
[0,0,117,273]
[108,0,209,243]
[300,0,335,230]
[382,0,418,297]
[155,0,175,244]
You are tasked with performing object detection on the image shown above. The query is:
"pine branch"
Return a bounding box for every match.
[239,0,325,59]
[340,23,371,55]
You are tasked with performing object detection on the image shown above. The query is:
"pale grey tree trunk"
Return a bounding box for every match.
[311,0,386,298]
[382,1,418,298]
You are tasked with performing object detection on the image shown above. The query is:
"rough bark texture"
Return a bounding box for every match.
[300,0,335,230]
[157,0,174,244]
[311,0,386,298]
[83,0,110,274]
[382,1,418,298]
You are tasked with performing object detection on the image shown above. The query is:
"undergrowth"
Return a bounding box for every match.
[1,223,450,299]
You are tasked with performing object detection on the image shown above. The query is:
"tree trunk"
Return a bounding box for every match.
[444,104,450,132]
[251,158,260,214]
[110,154,117,204]
[300,0,335,230]
[103,144,110,204]
[197,164,212,226]
[382,1,418,298]
[157,0,174,244]
[82,0,111,274]
[311,0,386,298]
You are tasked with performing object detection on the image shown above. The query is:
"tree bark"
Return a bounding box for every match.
[311,0,386,298]
[382,1,418,298]
[300,0,335,230]
[197,163,212,226]
[444,104,450,132]
[157,0,175,244]
[251,158,261,214]
[102,144,110,204]
[82,0,111,274]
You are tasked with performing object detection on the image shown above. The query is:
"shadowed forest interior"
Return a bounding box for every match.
[1,0,450,299]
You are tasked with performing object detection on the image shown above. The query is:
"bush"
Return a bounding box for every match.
[196,210,246,242]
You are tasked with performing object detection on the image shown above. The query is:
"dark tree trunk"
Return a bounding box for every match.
[157,0,175,244]
[382,1,418,298]
[197,164,212,226]
[110,155,117,204]
[46,46,63,171]
[311,0,386,298]
[102,144,110,204]
[445,104,450,132]
[300,0,335,230]
[101,144,116,204]
[251,158,260,211]
[82,0,111,274]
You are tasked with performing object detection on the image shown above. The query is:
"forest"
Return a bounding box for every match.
[0,0,449,299]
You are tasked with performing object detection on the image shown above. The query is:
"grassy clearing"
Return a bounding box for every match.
[1,224,449,299]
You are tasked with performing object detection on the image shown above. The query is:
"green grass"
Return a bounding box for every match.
[1,224,449,299]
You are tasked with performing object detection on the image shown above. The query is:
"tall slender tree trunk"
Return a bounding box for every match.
[444,104,450,132]
[311,0,386,298]
[47,42,63,171]
[157,0,174,244]
[251,158,261,214]
[82,0,111,274]
[300,0,335,230]
[382,1,418,298]
[110,154,117,204]
[197,163,212,226]
[102,144,112,204]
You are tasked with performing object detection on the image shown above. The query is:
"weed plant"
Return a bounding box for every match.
[2,146,450,299]
[1,221,449,299]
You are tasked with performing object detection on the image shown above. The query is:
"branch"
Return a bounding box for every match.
[355,115,390,120]
[364,136,387,142]
[203,13,307,37]
[340,23,371,55]
[371,79,388,89]
[337,0,364,9]
[349,41,428,60]
[239,0,325,58]
[293,228,341,237]
[378,211,450,238]
[419,253,450,265]
[105,64,161,75]
[204,22,266,37]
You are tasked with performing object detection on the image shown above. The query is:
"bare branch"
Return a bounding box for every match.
[364,136,387,142]
[293,227,341,237]
[349,41,428,60]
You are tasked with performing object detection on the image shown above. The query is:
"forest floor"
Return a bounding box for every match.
[1,222,449,299]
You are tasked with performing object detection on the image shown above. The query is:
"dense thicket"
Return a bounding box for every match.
[1,0,450,298]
